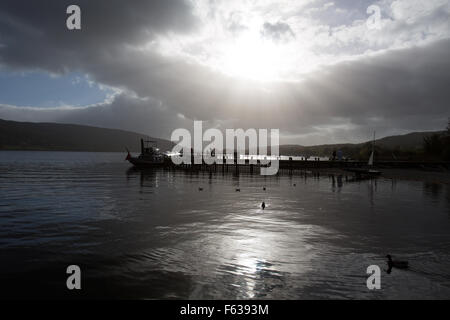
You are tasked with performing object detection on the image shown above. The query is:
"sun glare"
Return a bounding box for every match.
[220,32,289,82]
[155,17,315,83]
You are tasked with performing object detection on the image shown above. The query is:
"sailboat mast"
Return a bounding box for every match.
[368,131,375,166]
[372,131,375,155]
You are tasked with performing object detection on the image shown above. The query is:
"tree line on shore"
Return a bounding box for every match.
[421,119,450,161]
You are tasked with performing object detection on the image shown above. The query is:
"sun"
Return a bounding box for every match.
[154,18,312,82]
[219,31,290,82]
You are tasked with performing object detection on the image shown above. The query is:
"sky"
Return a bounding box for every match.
[0,0,448,145]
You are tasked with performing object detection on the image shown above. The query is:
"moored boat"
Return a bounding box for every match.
[344,131,382,177]
[126,139,169,167]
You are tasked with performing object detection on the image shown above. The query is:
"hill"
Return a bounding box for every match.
[280,131,444,160]
[0,119,173,152]
[0,118,443,158]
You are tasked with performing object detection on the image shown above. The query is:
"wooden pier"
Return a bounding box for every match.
[163,154,450,175]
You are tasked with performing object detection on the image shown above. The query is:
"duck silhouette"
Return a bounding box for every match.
[263,187,266,191]
[235,188,241,192]
[198,187,203,191]
[386,254,408,273]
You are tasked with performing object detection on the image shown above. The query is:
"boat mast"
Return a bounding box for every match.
[372,131,375,156]
[368,131,375,166]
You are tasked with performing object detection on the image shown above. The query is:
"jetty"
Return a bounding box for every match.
[127,140,449,177]
[146,151,449,175]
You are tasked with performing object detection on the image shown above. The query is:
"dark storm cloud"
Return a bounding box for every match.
[0,0,196,72]
[270,40,450,143]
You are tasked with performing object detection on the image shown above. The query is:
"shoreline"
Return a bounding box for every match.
[307,167,450,184]
[1,149,449,184]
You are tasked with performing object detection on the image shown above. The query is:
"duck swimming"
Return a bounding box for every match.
[386,254,408,273]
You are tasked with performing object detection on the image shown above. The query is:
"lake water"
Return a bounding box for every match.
[0,151,449,299]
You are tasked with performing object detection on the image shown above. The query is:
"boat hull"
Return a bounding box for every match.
[344,168,381,176]
[128,157,166,168]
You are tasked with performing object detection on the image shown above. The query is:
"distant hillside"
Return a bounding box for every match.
[374,131,444,149]
[0,119,173,152]
[0,118,443,158]
[280,131,444,159]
